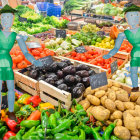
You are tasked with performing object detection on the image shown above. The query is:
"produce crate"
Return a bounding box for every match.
[14,69,40,96]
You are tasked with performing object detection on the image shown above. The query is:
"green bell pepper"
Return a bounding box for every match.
[22,127,35,139]
[20,120,40,129]
[17,94,31,104]
[14,102,21,113]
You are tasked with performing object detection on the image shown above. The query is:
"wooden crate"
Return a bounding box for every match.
[14,69,40,96]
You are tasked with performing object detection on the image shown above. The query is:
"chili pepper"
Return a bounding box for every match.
[27,95,41,107]
[52,119,71,134]
[54,133,79,140]
[91,126,103,140]
[111,135,120,140]
[80,124,91,135]
[46,135,53,139]
[22,126,35,139]
[17,94,31,104]
[49,113,57,129]
[0,120,4,127]
[0,126,8,139]
[3,131,16,140]
[27,110,41,120]
[5,117,19,132]
[14,102,21,113]
[102,122,116,140]
[61,108,69,116]
[76,104,83,110]
[16,127,25,140]
[39,103,54,111]
[28,135,40,140]
[81,117,89,124]
[76,109,87,116]
[41,110,50,129]
[36,125,42,130]
[64,126,79,136]
[79,129,86,140]
[20,120,40,128]
[54,111,61,120]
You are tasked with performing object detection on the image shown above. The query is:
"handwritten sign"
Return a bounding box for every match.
[90,72,108,89]
[75,46,87,53]
[39,55,54,66]
[56,30,66,38]
[19,16,27,22]
[111,60,118,74]
[1,95,8,109]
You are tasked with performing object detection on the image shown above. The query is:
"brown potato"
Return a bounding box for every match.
[87,95,100,106]
[136,96,140,105]
[81,100,90,110]
[84,87,95,97]
[123,112,137,131]
[111,111,123,120]
[86,105,94,115]
[135,117,140,129]
[114,126,130,140]
[116,91,129,102]
[131,136,139,140]
[107,80,112,88]
[111,86,119,91]
[126,110,139,117]
[130,92,140,102]
[112,82,121,88]
[99,85,108,91]
[95,90,105,98]
[115,100,124,111]
[105,99,116,112]
[124,102,135,110]
[108,91,116,101]
[101,95,107,106]
[115,119,123,126]
[131,129,140,137]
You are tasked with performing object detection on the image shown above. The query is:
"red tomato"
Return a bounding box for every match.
[34,56,40,60]
[12,63,16,69]
[32,50,40,56]
[37,47,43,53]
[41,44,45,48]
[40,52,46,58]
[71,51,77,57]
[24,58,31,65]
[81,56,86,61]
[17,61,27,69]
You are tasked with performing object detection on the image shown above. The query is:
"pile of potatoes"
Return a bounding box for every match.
[79,80,140,140]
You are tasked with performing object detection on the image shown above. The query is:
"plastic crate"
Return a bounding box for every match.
[36,2,49,11]
[47,5,61,17]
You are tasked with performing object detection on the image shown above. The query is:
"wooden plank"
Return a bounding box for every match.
[70,10,84,15]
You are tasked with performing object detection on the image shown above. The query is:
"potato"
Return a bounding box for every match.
[107,80,112,88]
[115,119,123,126]
[126,110,139,117]
[81,100,90,110]
[95,90,105,98]
[111,111,123,120]
[106,120,113,125]
[131,136,139,140]
[86,105,94,115]
[114,126,130,140]
[124,102,135,110]
[123,112,137,131]
[99,85,108,91]
[111,86,119,91]
[130,92,140,102]
[136,96,140,105]
[94,88,99,92]
[113,82,121,88]
[101,95,107,106]
[87,95,100,106]
[135,105,140,117]
[135,117,140,129]
[84,87,95,97]
[131,129,140,137]
[115,100,124,111]
[108,91,116,101]
[116,91,129,102]
[91,106,110,121]
[105,99,116,112]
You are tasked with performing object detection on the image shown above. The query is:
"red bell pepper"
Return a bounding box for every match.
[5,118,19,132]
[3,131,16,140]
[27,95,41,107]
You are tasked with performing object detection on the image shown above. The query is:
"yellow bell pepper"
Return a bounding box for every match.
[39,103,54,111]
[1,110,7,121]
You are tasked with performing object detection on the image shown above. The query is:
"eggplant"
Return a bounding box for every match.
[57,84,68,91]
[45,73,49,78]
[55,79,64,86]
[63,65,76,75]
[48,62,58,72]
[76,70,89,78]
[29,70,39,79]
[57,70,64,79]
[48,74,58,81]
[57,62,68,69]
[75,75,81,83]
[72,87,83,98]
[45,78,55,85]
[88,70,96,76]
[76,64,90,71]
[76,83,85,91]
[61,59,72,65]
[38,71,44,77]
[37,75,46,81]
[64,75,75,84]
[82,77,90,88]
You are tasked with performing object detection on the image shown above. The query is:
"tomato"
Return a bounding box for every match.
[34,56,40,60]
[41,44,45,48]
[24,58,31,65]
[37,47,43,53]
[81,56,86,61]
[71,51,77,57]
[12,56,19,64]
[12,63,16,69]
[17,55,24,63]
[17,61,27,69]
[32,49,40,56]
[40,52,46,58]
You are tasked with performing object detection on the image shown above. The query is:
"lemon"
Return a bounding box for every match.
[110,40,115,45]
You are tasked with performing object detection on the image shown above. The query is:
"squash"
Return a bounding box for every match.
[110,25,119,39]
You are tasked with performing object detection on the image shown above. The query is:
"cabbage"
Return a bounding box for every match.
[115,77,125,83]
[103,8,110,15]
[125,77,132,86]
[109,9,118,16]
[96,9,102,15]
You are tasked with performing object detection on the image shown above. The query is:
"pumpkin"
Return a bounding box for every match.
[110,25,119,39]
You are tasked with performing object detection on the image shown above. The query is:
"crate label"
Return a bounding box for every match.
[111,60,118,74]
[90,72,108,89]
[56,30,66,38]
[75,46,87,53]
[19,16,27,22]
[1,95,8,109]
[39,55,54,66]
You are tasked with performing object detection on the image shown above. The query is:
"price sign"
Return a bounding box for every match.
[39,55,54,66]
[26,42,41,49]
[111,60,118,74]
[19,16,27,22]
[90,72,108,89]
[75,46,87,53]
[1,95,8,109]
[56,30,66,38]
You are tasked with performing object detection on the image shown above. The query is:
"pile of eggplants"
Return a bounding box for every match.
[26,59,96,98]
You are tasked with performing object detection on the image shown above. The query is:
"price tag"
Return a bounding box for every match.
[39,55,54,66]
[75,46,87,53]
[26,42,41,49]
[56,30,66,38]
[19,16,27,22]
[90,72,108,89]
[111,60,118,74]
[1,95,8,109]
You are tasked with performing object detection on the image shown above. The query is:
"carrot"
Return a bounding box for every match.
[27,110,41,120]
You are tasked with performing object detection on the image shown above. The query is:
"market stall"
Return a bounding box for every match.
[0,0,140,140]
